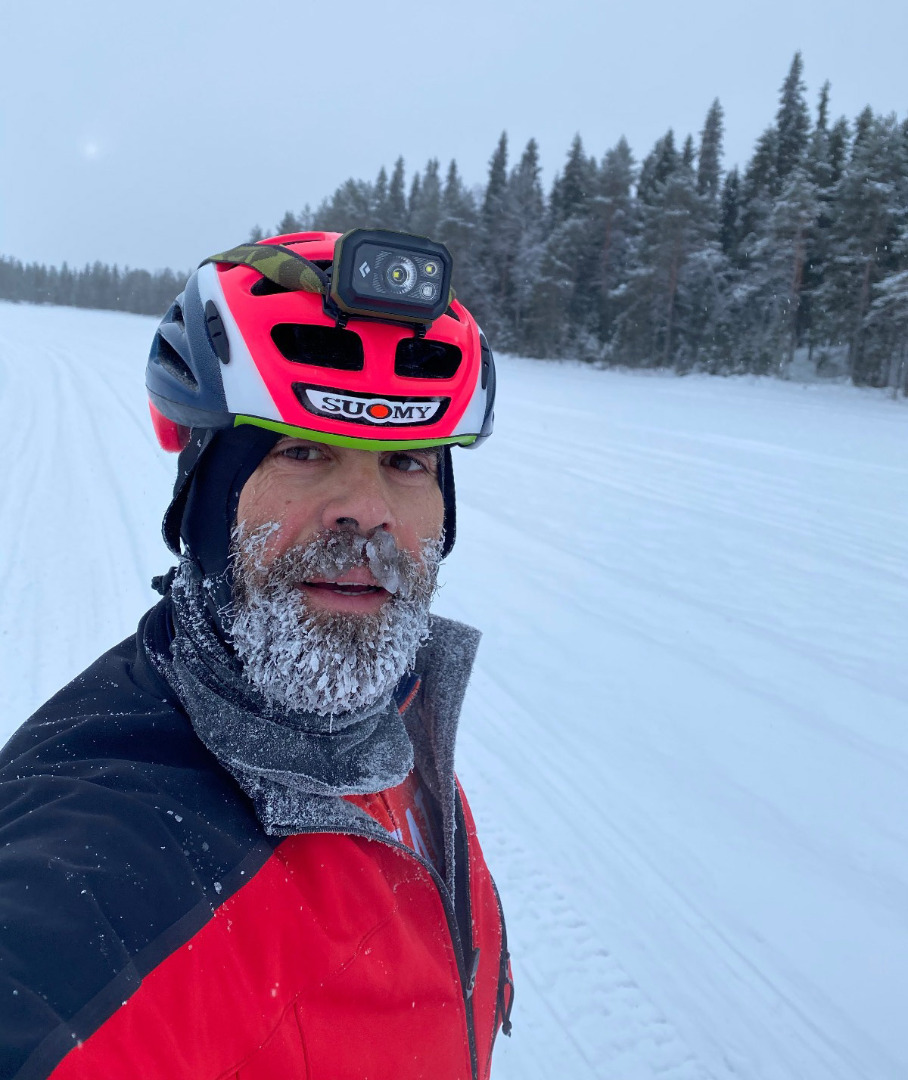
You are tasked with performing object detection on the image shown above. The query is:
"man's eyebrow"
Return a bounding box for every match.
[275,437,321,450]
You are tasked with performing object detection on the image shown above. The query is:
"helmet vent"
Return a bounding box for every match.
[479,333,492,389]
[271,324,365,371]
[153,334,198,390]
[251,260,333,296]
[394,339,462,380]
[205,301,231,364]
[251,277,292,296]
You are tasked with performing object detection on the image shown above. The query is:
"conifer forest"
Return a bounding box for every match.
[4,54,908,392]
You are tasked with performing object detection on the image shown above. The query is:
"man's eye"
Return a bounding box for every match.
[279,443,325,461]
[386,452,427,474]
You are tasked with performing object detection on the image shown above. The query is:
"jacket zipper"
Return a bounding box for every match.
[489,877,514,1047]
[453,793,480,1080]
[293,789,481,1080]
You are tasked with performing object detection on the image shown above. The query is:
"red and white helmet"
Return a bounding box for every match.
[146,231,495,454]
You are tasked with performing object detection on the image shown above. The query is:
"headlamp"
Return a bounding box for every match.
[329,229,454,326]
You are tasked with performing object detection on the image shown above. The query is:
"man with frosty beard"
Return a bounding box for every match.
[0,230,513,1079]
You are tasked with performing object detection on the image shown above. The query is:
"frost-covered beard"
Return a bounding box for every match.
[228,523,441,718]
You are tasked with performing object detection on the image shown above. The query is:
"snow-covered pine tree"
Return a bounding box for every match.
[802,83,840,371]
[503,139,546,351]
[719,168,742,262]
[407,171,422,230]
[473,132,512,344]
[827,117,850,187]
[593,137,637,349]
[372,166,390,227]
[409,158,442,239]
[820,111,907,385]
[277,210,304,234]
[776,52,811,184]
[857,142,908,391]
[612,131,711,370]
[807,82,832,188]
[436,159,479,302]
[313,177,373,233]
[738,127,779,265]
[697,99,724,202]
[865,248,908,395]
[548,134,594,228]
[530,135,600,358]
[610,132,680,367]
[388,157,408,230]
[723,76,812,373]
[763,167,821,375]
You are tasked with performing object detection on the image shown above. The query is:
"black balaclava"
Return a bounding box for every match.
[159,428,456,632]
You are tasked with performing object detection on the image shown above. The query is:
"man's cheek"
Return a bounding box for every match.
[258,518,308,563]
[262,531,292,566]
[234,519,290,573]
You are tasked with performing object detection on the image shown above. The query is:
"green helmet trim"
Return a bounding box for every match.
[233,415,477,451]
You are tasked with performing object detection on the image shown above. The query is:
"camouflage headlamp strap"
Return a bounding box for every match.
[200,244,328,294]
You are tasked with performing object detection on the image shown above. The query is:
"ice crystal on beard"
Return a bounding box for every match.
[228,524,442,718]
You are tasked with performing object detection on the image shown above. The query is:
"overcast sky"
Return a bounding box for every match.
[2,0,906,272]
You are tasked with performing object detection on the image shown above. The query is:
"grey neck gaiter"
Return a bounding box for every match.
[161,563,415,828]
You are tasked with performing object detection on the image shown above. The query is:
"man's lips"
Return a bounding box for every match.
[300,569,390,597]
[303,582,387,596]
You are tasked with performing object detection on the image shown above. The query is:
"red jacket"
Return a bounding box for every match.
[0,600,513,1080]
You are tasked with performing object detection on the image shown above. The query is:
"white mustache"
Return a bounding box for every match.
[232,524,435,600]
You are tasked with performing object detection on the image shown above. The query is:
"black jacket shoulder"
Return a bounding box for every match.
[0,600,273,1080]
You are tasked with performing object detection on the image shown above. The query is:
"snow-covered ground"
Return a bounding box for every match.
[2,300,908,1079]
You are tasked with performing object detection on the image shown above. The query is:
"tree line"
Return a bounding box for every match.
[0,258,188,317]
[3,53,907,391]
[273,53,908,390]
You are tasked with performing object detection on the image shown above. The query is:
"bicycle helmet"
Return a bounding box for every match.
[146,230,495,454]
[147,231,495,584]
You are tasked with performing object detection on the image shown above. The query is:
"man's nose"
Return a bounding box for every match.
[319,459,394,535]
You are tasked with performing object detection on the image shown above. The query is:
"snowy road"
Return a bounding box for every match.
[2,301,908,1079]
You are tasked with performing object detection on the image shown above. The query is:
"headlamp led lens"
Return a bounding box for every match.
[385,255,418,293]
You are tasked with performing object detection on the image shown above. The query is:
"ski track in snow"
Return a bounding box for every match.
[2,302,908,1079]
